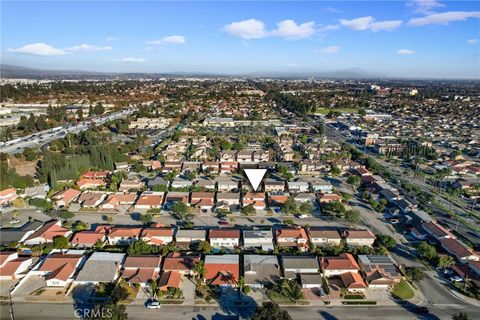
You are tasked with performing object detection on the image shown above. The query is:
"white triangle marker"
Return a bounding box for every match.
[244,169,267,191]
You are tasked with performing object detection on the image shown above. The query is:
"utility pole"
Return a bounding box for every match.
[9,286,14,320]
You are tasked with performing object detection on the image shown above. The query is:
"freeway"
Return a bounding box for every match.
[0,109,135,155]
[322,122,480,247]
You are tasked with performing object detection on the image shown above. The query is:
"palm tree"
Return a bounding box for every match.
[149,279,158,299]
[193,260,206,281]
[438,256,455,269]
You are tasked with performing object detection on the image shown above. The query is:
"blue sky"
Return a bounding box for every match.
[1,1,479,78]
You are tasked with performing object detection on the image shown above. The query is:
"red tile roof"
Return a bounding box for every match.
[209,229,240,239]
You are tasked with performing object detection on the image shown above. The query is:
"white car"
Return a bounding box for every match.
[146,300,161,309]
[297,214,309,219]
[10,219,20,225]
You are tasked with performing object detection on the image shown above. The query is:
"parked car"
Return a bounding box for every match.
[146,299,161,309]
[218,220,229,225]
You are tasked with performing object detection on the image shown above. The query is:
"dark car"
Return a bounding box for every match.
[413,306,429,314]
[218,220,229,225]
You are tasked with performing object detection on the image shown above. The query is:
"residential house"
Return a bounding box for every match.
[287,181,309,193]
[76,178,106,190]
[164,192,189,209]
[100,193,137,210]
[135,192,164,209]
[22,184,49,199]
[202,161,220,173]
[308,228,342,246]
[0,252,32,280]
[237,150,254,163]
[204,255,239,287]
[243,192,266,210]
[147,176,169,191]
[75,252,125,284]
[340,272,368,292]
[343,229,376,247]
[243,230,274,251]
[281,256,319,279]
[422,221,455,241]
[81,171,109,179]
[119,179,144,192]
[440,238,480,262]
[220,161,238,174]
[107,227,142,245]
[294,193,316,204]
[162,252,200,276]
[140,226,174,245]
[77,193,107,209]
[357,255,402,288]
[0,188,18,206]
[163,161,182,173]
[216,192,241,211]
[23,220,72,245]
[209,229,240,249]
[196,178,216,191]
[174,229,206,249]
[158,270,182,290]
[34,251,85,287]
[308,179,333,193]
[216,178,239,192]
[267,192,289,208]
[0,220,44,246]
[51,188,81,208]
[190,192,215,213]
[70,230,106,248]
[275,227,309,251]
[121,255,161,286]
[264,179,285,192]
[243,255,280,288]
[320,253,361,277]
[220,151,237,162]
[317,193,342,204]
[171,179,193,189]
[114,162,131,172]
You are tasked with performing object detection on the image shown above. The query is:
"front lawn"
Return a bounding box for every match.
[392,280,414,300]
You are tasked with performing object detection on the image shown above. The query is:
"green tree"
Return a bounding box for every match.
[197,240,211,254]
[344,209,361,224]
[252,302,292,320]
[416,241,437,261]
[241,204,256,216]
[53,236,69,249]
[282,197,297,215]
[299,202,312,215]
[405,267,425,284]
[452,312,471,320]
[22,147,36,161]
[321,201,345,217]
[375,234,397,249]
[140,213,153,225]
[193,260,206,279]
[59,210,75,221]
[347,175,361,188]
[438,255,455,269]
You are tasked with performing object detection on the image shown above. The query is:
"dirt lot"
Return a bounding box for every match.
[8,158,37,177]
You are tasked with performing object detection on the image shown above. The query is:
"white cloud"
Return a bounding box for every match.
[120,57,146,63]
[320,46,340,54]
[7,43,67,56]
[467,38,479,45]
[66,44,112,53]
[407,0,445,14]
[319,24,340,32]
[397,49,416,55]
[271,20,315,39]
[286,63,298,67]
[339,16,402,32]
[105,36,120,42]
[223,19,267,39]
[370,20,403,32]
[339,16,375,30]
[324,7,342,13]
[146,35,186,45]
[409,11,480,26]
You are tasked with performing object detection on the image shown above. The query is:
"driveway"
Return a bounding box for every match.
[180,276,196,305]
[12,275,45,298]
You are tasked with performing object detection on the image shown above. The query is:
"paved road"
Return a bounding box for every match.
[1,301,478,320]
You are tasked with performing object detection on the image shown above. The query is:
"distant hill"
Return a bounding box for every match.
[0,63,385,80]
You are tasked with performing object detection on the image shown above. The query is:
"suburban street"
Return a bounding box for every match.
[1,301,478,320]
